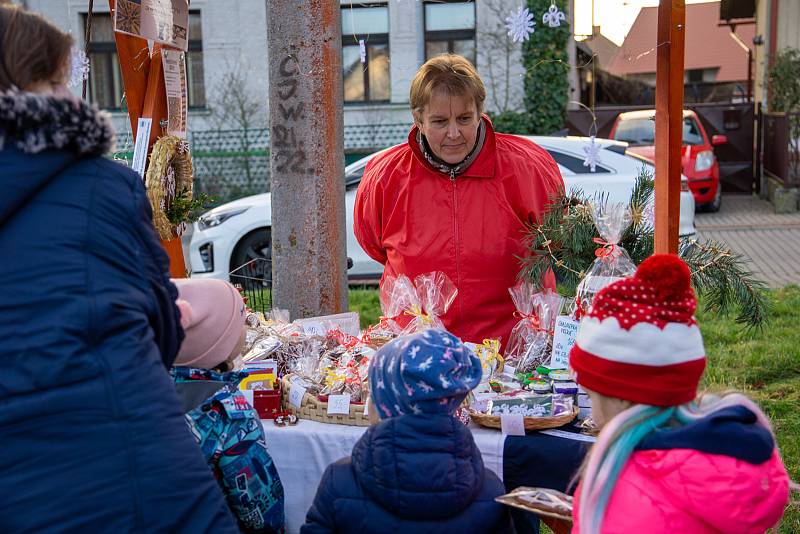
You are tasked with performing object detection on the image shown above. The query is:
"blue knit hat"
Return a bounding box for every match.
[368,329,482,419]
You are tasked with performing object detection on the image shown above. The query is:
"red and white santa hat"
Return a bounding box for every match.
[569,254,706,407]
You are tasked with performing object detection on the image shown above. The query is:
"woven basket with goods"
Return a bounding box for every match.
[281,374,371,427]
[469,406,579,432]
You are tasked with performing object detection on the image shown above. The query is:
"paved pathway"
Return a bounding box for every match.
[695,195,800,288]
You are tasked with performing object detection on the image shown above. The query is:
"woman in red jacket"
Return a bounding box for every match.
[354,54,564,346]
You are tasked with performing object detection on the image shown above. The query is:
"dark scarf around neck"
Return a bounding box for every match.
[416,119,486,177]
[0,88,115,157]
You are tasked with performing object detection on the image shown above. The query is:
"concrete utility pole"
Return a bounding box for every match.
[267,1,348,318]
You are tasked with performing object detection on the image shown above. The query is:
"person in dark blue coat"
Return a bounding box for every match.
[0,6,239,532]
[301,329,514,534]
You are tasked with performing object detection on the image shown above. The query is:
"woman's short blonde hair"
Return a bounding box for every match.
[409,54,486,120]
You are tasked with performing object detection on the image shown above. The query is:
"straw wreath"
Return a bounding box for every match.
[145,135,194,240]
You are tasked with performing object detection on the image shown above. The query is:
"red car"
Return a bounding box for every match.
[609,110,727,212]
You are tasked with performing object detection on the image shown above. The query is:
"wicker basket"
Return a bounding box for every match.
[281,374,371,427]
[469,406,579,432]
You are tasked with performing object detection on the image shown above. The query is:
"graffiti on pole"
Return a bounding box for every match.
[273,54,312,174]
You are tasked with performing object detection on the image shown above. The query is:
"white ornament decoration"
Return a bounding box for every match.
[359,39,367,64]
[68,47,90,88]
[506,6,536,43]
[583,135,602,173]
[542,3,566,28]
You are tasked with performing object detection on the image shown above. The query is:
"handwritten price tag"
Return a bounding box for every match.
[302,321,326,336]
[327,394,351,415]
[500,413,526,436]
[288,383,307,408]
[550,315,580,369]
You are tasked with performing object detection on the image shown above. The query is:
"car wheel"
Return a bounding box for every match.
[705,183,722,213]
[229,228,272,289]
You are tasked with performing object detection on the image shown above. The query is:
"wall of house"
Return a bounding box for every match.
[754,0,800,110]
[777,0,800,50]
[23,0,527,134]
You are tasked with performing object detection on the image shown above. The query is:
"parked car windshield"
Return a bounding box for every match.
[613,117,705,146]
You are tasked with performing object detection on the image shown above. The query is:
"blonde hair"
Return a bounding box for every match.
[409,54,485,120]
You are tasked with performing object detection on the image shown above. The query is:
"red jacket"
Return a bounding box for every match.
[354,117,563,346]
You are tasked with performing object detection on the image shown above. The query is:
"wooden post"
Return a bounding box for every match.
[108,0,186,277]
[654,0,685,254]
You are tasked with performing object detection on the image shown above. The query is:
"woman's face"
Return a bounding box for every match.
[416,88,481,165]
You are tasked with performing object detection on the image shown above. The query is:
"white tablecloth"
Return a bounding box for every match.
[260,418,505,534]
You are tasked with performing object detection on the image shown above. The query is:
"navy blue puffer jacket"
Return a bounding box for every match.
[0,91,239,533]
[301,414,514,533]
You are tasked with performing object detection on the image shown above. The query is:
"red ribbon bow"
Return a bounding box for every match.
[593,237,617,260]
[513,311,554,336]
[514,310,542,330]
[574,296,585,320]
[327,328,360,350]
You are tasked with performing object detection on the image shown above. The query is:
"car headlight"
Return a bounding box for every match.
[694,151,714,173]
[197,207,250,230]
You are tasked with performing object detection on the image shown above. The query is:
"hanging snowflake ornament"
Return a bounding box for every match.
[506,6,536,43]
[68,47,90,88]
[542,2,566,28]
[582,136,602,173]
[359,39,367,64]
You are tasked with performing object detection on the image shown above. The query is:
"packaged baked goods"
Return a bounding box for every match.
[379,271,457,334]
[574,201,637,317]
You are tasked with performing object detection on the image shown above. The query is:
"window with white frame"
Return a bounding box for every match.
[424,1,476,64]
[341,4,390,103]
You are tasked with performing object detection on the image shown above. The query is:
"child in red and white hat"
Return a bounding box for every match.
[569,254,790,534]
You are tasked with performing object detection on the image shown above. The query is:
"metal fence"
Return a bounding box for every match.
[114,123,410,203]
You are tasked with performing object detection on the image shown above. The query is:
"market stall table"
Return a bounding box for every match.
[260,418,593,533]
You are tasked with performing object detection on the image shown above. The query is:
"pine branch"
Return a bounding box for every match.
[680,239,771,331]
[520,169,770,330]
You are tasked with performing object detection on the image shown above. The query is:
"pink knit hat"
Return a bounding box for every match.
[173,279,247,369]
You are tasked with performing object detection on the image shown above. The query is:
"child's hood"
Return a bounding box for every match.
[350,414,485,520]
[631,405,790,532]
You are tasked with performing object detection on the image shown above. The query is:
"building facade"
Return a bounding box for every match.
[20,0,529,137]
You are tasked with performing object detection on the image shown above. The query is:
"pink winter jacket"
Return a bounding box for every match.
[572,407,790,533]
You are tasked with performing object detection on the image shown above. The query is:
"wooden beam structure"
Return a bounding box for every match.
[654,0,686,254]
[108,0,185,277]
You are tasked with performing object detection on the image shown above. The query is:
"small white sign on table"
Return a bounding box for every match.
[550,315,580,369]
[288,382,307,409]
[327,394,351,415]
[500,413,526,436]
[300,321,326,336]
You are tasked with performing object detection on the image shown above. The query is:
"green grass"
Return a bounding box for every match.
[348,285,800,531]
[349,289,382,329]
[697,285,800,533]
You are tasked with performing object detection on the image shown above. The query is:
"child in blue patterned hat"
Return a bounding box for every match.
[301,329,513,534]
[172,279,285,534]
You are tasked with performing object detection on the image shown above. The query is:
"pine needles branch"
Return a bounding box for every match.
[520,169,770,330]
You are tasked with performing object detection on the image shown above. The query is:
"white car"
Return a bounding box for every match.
[188,136,696,282]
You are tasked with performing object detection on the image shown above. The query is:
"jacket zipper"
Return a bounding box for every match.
[450,169,462,325]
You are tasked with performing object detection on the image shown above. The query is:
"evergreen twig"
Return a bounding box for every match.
[520,170,770,330]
